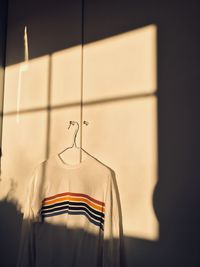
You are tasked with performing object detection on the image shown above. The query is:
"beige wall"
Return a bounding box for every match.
[0,1,159,265]
[2,1,200,266]
[1,25,158,238]
[83,25,158,240]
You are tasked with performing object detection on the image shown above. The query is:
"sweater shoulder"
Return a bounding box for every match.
[89,157,113,181]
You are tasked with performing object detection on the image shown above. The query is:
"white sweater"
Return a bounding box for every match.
[17,153,121,267]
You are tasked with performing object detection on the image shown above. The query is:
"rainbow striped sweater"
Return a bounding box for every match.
[17,153,121,267]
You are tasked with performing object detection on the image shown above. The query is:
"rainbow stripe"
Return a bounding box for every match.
[40,192,105,230]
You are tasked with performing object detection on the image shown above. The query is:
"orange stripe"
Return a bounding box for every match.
[43,196,105,212]
[43,192,105,206]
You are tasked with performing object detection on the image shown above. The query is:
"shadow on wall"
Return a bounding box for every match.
[0,163,127,267]
[0,199,22,267]
[2,0,200,266]
[0,167,199,267]
[0,197,157,267]
[0,180,126,267]
[17,220,123,267]
[0,188,199,267]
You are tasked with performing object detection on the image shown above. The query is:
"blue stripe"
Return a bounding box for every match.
[41,204,104,224]
[42,201,104,218]
[41,209,104,230]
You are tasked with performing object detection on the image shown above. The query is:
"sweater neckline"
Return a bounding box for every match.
[55,152,91,170]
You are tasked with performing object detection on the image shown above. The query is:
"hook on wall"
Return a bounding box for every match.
[83,120,89,126]
[68,120,89,129]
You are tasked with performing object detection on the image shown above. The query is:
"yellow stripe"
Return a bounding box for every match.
[43,196,105,212]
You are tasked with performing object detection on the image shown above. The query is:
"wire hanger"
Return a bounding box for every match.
[58,120,89,160]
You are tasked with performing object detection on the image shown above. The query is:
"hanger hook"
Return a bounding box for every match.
[68,120,89,148]
[68,121,79,148]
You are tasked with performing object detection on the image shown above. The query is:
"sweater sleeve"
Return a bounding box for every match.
[17,168,40,267]
[102,171,121,267]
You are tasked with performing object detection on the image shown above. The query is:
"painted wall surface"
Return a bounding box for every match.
[0,0,7,159]
[1,1,200,267]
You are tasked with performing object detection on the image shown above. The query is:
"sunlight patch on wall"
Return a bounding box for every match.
[0,56,50,207]
[0,47,82,208]
[83,24,158,240]
[3,56,49,113]
[83,25,157,101]
[0,24,158,242]
[51,45,82,105]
